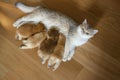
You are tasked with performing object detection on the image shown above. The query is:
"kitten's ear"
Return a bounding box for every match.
[93,29,98,34]
[82,19,87,24]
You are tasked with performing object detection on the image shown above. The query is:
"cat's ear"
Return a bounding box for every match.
[82,19,87,24]
[93,29,98,34]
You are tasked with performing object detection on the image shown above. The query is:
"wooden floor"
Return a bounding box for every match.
[0,0,120,80]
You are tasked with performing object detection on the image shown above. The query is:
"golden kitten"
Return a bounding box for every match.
[38,28,59,64]
[16,23,46,40]
[48,34,66,71]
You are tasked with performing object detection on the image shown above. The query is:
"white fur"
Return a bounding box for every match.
[16,2,39,13]
[63,26,98,61]
[13,2,98,62]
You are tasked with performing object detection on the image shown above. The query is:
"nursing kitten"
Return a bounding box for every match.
[19,31,46,49]
[48,33,66,71]
[13,2,98,62]
[38,28,59,64]
[16,23,45,40]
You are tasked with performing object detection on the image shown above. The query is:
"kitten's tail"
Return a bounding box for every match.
[15,2,39,13]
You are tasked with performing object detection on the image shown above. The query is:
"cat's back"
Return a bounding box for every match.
[34,7,78,31]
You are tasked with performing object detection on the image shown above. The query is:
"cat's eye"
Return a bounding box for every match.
[81,28,85,33]
[86,32,89,35]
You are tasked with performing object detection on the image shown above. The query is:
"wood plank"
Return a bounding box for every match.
[0,0,120,80]
[0,26,83,80]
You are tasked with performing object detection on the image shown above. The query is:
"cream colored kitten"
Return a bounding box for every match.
[13,2,98,62]
[19,32,46,49]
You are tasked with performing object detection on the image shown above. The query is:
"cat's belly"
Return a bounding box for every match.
[75,40,87,46]
[71,37,88,46]
[42,20,69,36]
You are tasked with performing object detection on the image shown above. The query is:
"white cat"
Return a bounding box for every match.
[13,2,98,62]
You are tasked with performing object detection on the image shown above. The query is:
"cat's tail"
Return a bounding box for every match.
[15,2,39,13]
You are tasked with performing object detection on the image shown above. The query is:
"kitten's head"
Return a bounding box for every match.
[78,19,98,38]
[47,28,59,40]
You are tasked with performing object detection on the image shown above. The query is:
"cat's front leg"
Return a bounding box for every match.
[67,47,75,61]
[62,39,71,62]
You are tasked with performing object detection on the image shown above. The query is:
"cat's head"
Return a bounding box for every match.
[78,19,98,38]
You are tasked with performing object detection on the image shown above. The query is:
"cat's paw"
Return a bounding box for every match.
[62,53,70,62]
[13,19,24,28]
[67,54,73,61]
[62,58,68,62]
[13,21,20,28]
[67,57,72,61]
[62,55,72,62]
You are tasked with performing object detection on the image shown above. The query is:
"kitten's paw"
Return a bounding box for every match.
[41,60,46,64]
[19,44,28,49]
[52,68,57,71]
[15,34,22,40]
[22,39,28,43]
[15,34,19,40]
[19,44,25,49]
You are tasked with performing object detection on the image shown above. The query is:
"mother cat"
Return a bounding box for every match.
[13,2,98,62]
